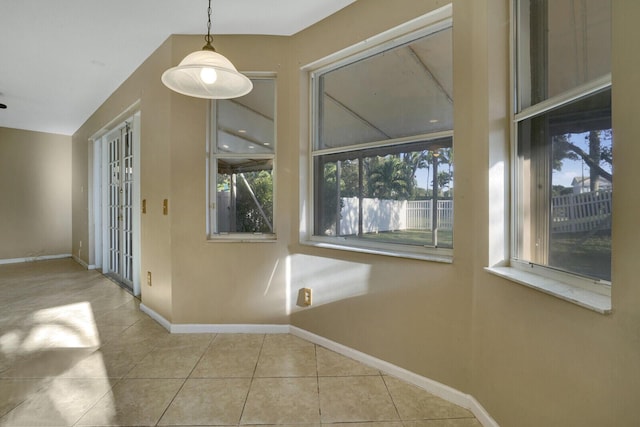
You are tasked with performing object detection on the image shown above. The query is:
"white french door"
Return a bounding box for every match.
[104,123,135,290]
[91,109,140,296]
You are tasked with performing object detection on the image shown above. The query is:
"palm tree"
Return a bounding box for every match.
[368,156,410,199]
[401,151,429,198]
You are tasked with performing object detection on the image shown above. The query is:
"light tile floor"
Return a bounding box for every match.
[0,258,481,427]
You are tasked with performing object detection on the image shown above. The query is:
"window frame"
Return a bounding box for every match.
[302,5,454,262]
[207,74,277,242]
[493,0,613,311]
[510,80,612,293]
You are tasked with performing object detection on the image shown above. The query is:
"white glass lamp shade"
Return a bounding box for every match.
[161,50,253,99]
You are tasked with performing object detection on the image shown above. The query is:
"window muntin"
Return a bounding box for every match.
[311,22,453,255]
[514,0,612,284]
[209,78,276,239]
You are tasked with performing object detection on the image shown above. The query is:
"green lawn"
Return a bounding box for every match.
[352,229,609,281]
[358,229,453,248]
[549,231,611,281]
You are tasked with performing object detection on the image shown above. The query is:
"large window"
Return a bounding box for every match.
[308,10,453,259]
[208,77,276,240]
[513,0,612,285]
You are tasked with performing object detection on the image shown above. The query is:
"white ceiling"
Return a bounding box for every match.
[0,0,356,136]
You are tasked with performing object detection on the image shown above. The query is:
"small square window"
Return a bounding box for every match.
[216,158,274,234]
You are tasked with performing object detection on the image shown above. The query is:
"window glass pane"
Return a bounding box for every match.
[314,139,453,248]
[217,79,275,154]
[210,77,276,238]
[216,158,274,233]
[316,28,453,150]
[517,0,611,110]
[515,89,612,281]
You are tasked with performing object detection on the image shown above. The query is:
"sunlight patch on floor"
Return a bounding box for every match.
[0,300,116,425]
[2,302,100,355]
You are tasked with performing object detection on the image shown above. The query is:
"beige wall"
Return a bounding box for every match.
[167,35,292,324]
[467,1,640,426]
[0,127,71,260]
[70,0,640,425]
[288,0,472,391]
[72,37,174,319]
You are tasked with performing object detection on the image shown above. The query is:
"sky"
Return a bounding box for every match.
[552,131,613,188]
[411,130,612,194]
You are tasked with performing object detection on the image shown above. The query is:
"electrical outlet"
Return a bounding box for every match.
[302,288,312,306]
[147,271,152,287]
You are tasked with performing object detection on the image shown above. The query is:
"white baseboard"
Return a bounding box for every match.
[290,326,499,427]
[171,323,290,334]
[139,304,289,334]
[0,253,72,265]
[135,305,498,427]
[466,395,500,427]
[72,255,96,270]
[139,303,172,331]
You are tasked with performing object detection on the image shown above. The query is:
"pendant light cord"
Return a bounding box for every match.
[203,0,215,51]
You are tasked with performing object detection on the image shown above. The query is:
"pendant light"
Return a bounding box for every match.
[161,0,253,99]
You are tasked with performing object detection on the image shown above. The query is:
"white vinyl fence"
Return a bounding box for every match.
[337,190,610,236]
[339,197,407,235]
[406,200,453,230]
[338,198,453,235]
[551,190,612,233]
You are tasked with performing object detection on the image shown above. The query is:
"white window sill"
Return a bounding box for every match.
[485,266,611,314]
[301,239,453,263]
[207,234,277,243]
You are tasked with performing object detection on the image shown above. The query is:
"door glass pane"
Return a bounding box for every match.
[108,136,121,273]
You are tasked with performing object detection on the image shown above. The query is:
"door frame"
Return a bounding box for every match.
[89,106,141,296]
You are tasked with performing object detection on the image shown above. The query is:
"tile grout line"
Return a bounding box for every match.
[0,260,481,426]
[236,333,267,427]
[152,332,218,426]
[76,324,202,426]
[1,277,138,426]
[315,343,322,423]
[66,323,144,427]
[0,378,56,425]
[71,376,124,427]
[381,372,404,424]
